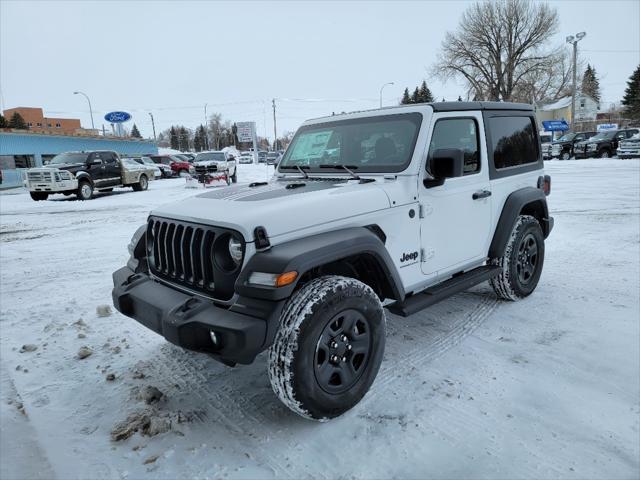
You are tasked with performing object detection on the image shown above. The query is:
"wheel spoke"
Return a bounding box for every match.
[316,359,337,385]
[350,335,369,354]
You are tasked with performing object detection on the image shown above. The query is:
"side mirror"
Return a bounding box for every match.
[429,148,464,179]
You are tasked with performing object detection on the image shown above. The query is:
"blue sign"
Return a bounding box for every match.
[542,120,569,132]
[104,111,132,123]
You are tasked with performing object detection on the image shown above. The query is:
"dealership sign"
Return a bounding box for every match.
[542,120,569,132]
[597,123,618,132]
[236,121,256,143]
[104,111,132,123]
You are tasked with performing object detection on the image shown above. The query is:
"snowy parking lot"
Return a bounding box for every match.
[1,160,638,479]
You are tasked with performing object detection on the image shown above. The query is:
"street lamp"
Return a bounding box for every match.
[73,91,95,130]
[379,82,394,108]
[566,31,586,129]
[204,103,209,150]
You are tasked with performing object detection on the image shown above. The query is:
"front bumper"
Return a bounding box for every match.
[27,179,78,192]
[112,266,284,365]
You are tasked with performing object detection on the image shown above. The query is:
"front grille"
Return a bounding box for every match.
[146,216,241,301]
[28,171,53,183]
[195,164,218,174]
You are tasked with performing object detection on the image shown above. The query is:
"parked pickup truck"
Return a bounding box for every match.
[25,150,155,201]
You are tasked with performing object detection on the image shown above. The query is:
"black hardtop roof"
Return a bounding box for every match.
[430,101,533,112]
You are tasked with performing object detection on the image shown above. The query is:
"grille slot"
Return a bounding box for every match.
[146,217,240,301]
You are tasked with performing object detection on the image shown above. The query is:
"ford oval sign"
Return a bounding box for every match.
[104,111,132,123]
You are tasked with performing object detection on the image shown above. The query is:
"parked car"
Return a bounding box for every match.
[178,153,196,162]
[540,133,553,160]
[25,150,153,201]
[132,156,162,179]
[617,133,640,159]
[149,155,191,176]
[258,151,268,163]
[266,151,282,165]
[574,129,639,159]
[239,152,254,164]
[551,131,597,160]
[113,101,553,421]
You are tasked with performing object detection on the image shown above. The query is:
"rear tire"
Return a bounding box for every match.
[132,174,148,191]
[77,180,93,201]
[268,276,385,421]
[231,169,237,183]
[29,192,48,201]
[490,215,545,301]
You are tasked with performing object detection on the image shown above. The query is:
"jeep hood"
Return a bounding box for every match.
[151,178,391,240]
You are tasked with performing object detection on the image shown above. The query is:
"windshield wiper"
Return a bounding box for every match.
[279,165,309,179]
[319,164,360,180]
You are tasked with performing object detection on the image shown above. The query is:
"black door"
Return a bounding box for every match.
[102,152,122,186]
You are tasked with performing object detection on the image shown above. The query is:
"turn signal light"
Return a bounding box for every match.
[275,271,298,287]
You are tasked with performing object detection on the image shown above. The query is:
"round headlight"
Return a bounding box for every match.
[228,236,243,265]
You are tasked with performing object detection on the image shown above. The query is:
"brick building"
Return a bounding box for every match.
[2,107,85,135]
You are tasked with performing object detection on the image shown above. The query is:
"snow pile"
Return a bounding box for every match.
[0,159,638,479]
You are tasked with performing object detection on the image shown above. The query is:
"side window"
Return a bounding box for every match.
[104,153,117,164]
[575,134,584,141]
[428,118,480,175]
[489,116,538,169]
[89,153,102,165]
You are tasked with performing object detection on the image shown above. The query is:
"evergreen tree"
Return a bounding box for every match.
[411,87,420,103]
[401,88,411,105]
[0,114,6,128]
[170,126,179,150]
[621,64,640,120]
[8,112,28,129]
[419,81,434,103]
[581,64,601,103]
[178,126,189,151]
[130,123,142,138]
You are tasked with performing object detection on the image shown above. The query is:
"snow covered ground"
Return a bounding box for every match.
[1,160,638,479]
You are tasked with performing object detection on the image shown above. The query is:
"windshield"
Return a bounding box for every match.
[121,158,139,166]
[195,152,226,162]
[590,131,616,141]
[142,157,155,165]
[557,133,576,142]
[50,152,88,164]
[267,152,278,158]
[279,113,422,173]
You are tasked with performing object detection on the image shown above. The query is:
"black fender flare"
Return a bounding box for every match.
[75,171,93,185]
[488,187,552,259]
[235,227,405,303]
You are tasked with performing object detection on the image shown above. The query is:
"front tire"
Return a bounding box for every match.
[490,215,545,301]
[561,151,571,160]
[132,174,148,191]
[231,168,237,183]
[598,149,610,159]
[77,180,93,201]
[268,276,385,421]
[29,192,48,201]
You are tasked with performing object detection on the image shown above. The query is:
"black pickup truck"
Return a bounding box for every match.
[574,129,640,159]
[550,131,596,160]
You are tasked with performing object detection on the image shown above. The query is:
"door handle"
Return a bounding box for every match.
[472,190,492,200]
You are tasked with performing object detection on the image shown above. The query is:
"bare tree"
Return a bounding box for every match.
[433,0,561,102]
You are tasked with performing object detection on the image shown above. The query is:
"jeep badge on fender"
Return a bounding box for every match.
[401,251,419,263]
[113,101,553,421]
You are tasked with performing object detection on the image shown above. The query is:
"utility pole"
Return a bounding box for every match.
[272,98,277,151]
[148,112,156,141]
[566,32,586,129]
[204,103,209,150]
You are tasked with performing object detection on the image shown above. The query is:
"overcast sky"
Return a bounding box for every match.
[1,0,638,140]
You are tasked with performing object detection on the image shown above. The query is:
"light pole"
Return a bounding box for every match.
[379,82,394,108]
[73,91,95,130]
[566,32,586,130]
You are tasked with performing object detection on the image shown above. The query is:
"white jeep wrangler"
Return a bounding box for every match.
[113,102,553,421]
